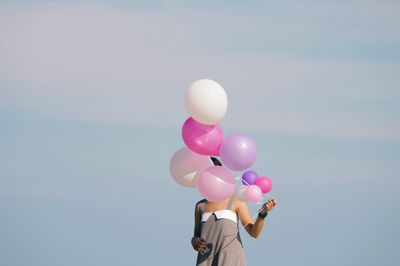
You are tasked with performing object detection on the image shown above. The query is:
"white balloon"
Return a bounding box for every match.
[235,186,248,202]
[169,147,214,188]
[185,79,228,125]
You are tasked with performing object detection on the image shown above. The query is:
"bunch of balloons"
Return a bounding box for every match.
[169,79,272,203]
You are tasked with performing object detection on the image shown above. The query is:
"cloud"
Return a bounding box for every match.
[0,4,399,140]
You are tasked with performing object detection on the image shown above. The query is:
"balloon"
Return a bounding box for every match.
[245,185,262,202]
[197,166,235,202]
[235,186,248,202]
[255,176,272,194]
[169,147,214,188]
[220,133,257,171]
[182,117,224,156]
[242,170,258,186]
[185,79,228,125]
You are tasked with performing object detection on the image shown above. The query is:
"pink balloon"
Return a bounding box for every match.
[235,186,248,202]
[255,176,272,194]
[245,185,262,202]
[182,117,224,156]
[197,166,235,202]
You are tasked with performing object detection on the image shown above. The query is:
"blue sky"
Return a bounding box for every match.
[1,1,399,265]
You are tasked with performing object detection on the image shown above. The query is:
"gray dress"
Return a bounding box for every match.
[196,199,247,266]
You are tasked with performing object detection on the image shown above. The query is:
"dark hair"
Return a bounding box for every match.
[210,157,222,166]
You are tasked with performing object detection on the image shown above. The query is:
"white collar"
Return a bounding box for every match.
[201,209,237,223]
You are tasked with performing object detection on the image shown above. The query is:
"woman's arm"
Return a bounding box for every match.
[191,200,207,252]
[193,201,202,237]
[236,198,277,239]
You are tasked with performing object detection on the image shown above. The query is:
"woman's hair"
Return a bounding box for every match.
[210,157,222,166]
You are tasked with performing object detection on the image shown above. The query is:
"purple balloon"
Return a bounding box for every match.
[242,170,258,186]
[220,133,257,171]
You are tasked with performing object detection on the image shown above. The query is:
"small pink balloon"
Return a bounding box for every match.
[255,176,272,194]
[182,117,224,156]
[197,166,235,202]
[245,185,262,202]
[235,187,248,202]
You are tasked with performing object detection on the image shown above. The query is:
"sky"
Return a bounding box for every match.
[1,1,399,265]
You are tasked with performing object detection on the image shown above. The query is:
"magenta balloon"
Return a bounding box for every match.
[182,117,224,156]
[254,176,272,194]
[197,166,235,202]
[220,133,257,171]
[245,185,262,202]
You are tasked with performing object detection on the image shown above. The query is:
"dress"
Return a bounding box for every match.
[196,198,247,266]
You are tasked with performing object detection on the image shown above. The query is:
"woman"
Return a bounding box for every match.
[191,158,277,266]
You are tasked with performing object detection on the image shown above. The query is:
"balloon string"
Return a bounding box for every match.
[234,176,264,204]
[234,176,269,228]
[235,176,250,186]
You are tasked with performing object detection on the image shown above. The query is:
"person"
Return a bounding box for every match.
[191,157,277,266]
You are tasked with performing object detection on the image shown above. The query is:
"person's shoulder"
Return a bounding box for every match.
[232,198,248,212]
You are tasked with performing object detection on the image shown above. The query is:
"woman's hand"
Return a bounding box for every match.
[260,198,277,215]
[191,237,207,252]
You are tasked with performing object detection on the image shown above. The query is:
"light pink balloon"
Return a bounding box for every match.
[245,185,262,202]
[235,186,248,202]
[182,117,224,156]
[255,176,272,194]
[169,147,214,188]
[197,166,235,202]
